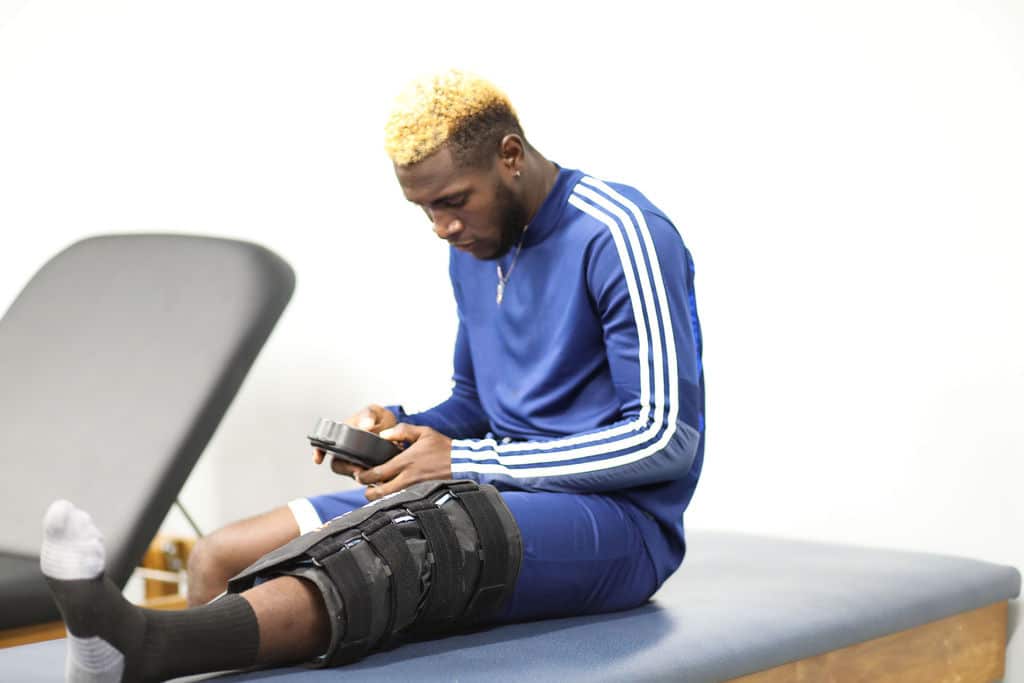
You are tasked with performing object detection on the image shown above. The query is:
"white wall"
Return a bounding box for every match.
[2,0,1021,665]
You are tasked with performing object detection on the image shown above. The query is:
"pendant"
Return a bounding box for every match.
[496,280,505,304]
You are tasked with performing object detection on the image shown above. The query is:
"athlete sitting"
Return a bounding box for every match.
[42,69,705,682]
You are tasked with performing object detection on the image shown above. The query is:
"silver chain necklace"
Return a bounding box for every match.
[495,225,529,305]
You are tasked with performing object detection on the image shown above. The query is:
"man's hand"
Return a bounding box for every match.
[358,424,453,501]
[312,404,398,478]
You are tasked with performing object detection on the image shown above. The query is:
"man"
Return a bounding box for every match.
[42,69,705,682]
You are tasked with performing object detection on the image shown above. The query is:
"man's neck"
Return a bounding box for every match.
[522,151,560,225]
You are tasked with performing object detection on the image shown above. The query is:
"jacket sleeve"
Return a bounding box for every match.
[449,181,704,493]
[386,318,492,439]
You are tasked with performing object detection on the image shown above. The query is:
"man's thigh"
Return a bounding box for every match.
[495,491,660,623]
[303,486,658,621]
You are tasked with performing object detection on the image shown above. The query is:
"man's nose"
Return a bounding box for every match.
[432,214,464,240]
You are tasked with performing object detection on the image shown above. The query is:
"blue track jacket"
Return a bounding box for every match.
[391,167,705,580]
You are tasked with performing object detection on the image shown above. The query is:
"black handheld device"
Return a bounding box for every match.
[308,418,401,468]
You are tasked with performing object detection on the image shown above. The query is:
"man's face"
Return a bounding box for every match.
[395,145,527,261]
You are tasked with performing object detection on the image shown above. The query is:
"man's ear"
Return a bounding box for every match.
[499,134,526,172]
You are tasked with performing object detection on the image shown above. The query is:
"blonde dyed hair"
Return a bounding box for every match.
[384,69,522,167]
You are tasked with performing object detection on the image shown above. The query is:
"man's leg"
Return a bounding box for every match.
[494,490,664,622]
[42,500,331,682]
[187,488,367,605]
[219,485,659,655]
[241,576,329,664]
[44,484,658,679]
[224,480,522,667]
[186,507,298,606]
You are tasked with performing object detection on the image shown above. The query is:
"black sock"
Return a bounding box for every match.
[47,574,260,682]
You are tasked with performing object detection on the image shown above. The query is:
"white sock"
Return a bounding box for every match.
[40,500,105,581]
[41,500,125,683]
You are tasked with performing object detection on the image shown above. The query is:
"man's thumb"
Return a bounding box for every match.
[379,423,416,441]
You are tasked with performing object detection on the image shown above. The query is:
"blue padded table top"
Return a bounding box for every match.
[4,531,1019,683]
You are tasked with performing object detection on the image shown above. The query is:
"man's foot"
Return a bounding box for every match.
[41,500,132,682]
[41,500,260,682]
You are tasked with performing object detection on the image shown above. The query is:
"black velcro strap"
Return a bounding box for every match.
[320,548,373,663]
[357,512,392,537]
[411,505,463,621]
[457,489,512,621]
[366,523,420,634]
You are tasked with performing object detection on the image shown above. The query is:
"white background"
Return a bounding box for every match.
[1,0,1021,672]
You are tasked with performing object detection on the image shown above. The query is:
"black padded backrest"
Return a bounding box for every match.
[0,234,294,590]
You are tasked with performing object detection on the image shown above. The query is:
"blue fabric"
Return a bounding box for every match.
[390,167,705,583]
[307,487,366,524]
[308,487,661,620]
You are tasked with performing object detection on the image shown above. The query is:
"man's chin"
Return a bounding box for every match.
[473,242,509,261]
[452,241,492,259]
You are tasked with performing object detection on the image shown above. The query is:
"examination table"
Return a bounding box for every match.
[1,530,1018,682]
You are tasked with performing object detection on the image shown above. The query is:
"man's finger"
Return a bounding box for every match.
[344,408,374,429]
[357,451,412,485]
[368,404,398,433]
[378,423,424,443]
[365,471,410,501]
[330,456,366,479]
[313,448,326,465]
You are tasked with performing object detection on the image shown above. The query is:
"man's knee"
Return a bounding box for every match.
[226,480,522,667]
[187,506,303,606]
[186,534,231,605]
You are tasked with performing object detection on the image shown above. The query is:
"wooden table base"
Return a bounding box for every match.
[729,601,1008,683]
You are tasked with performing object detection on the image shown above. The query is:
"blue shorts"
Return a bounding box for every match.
[305,487,666,622]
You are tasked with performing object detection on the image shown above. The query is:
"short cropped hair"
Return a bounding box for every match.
[384,69,524,168]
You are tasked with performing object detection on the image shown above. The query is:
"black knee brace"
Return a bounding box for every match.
[227,480,522,667]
